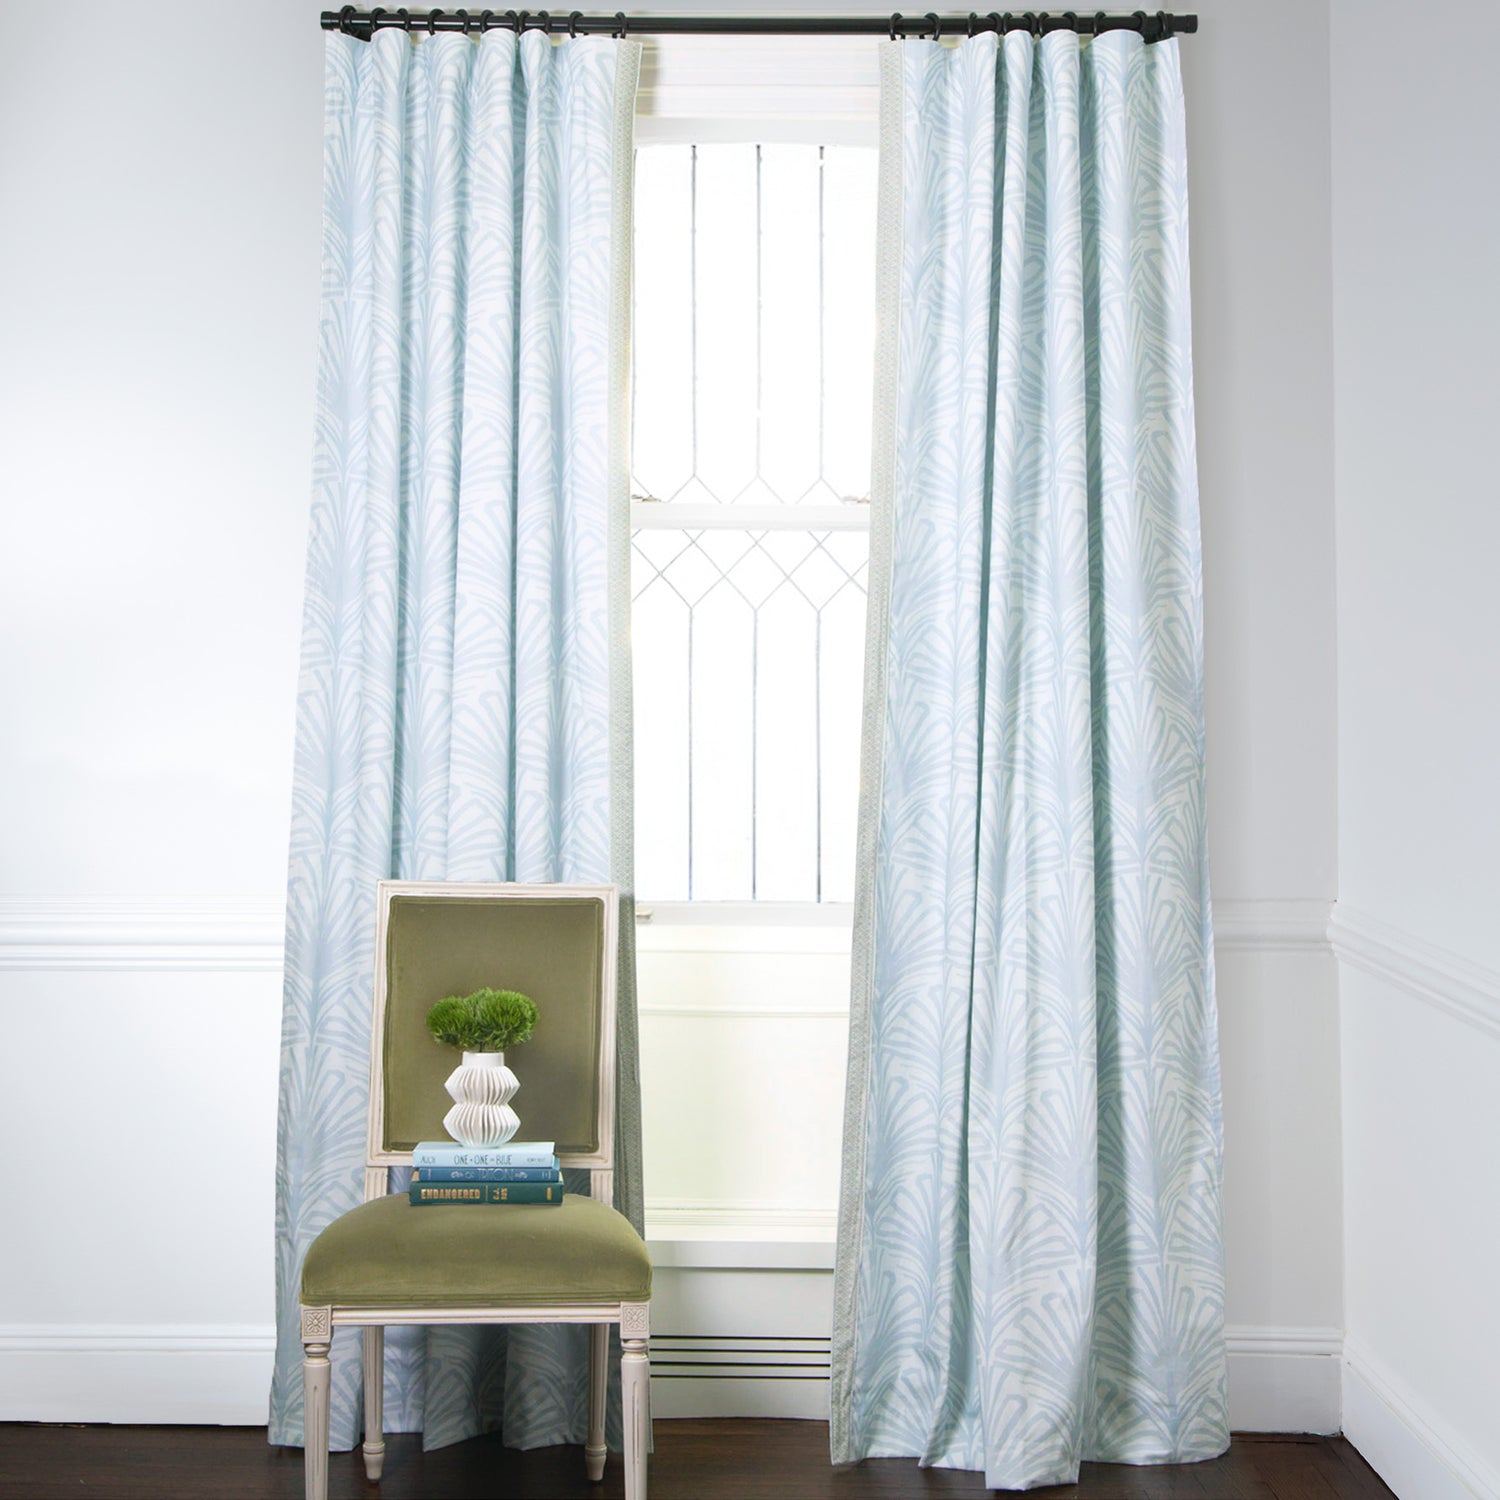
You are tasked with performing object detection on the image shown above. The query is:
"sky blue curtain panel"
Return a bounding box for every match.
[832,32,1226,1491]
[269,28,643,1454]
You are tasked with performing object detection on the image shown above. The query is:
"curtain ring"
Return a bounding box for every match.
[1093,10,1106,36]
[1132,9,1147,35]
[987,12,1001,35]
[427,8,441,35]
[614,10,627,35]
[1157,10,1173,38]
[925,12,940,37]
[338,4,356,33]
[1063,10,1078,37]
[889,13,901,39]
[395,8,411,31]
[568,9,581,35]
[454,8,470,34]
[479,8,494,31]
[1028,12,1043,37]
[515,9,529,31]
[536,9,551,32]
[965,12,977,36]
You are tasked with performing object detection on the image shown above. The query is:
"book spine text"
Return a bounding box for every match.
[409,1180,565,1206]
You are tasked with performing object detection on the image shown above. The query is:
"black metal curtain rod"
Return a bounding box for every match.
[321,8,1196,42]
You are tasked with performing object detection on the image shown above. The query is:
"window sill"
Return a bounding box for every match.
[644,1221,837,1272]
[637,901,853,954]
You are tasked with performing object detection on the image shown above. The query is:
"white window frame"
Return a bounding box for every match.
[634,36,881,149]
[632,39,880,938]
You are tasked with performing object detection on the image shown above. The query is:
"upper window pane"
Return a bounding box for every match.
[632,143,878,507]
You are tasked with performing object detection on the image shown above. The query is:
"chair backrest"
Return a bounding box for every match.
[365,881,618,1172]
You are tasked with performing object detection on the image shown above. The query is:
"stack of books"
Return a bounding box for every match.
[409,1140,565,1206]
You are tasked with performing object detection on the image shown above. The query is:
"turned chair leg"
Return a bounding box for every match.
[301,1322,332,1500]
[586,1323,608,1482]
[363,1325,386,1482]
[620,1301,650,1500]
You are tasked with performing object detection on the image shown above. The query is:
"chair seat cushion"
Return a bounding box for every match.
[301,1191,651,1310]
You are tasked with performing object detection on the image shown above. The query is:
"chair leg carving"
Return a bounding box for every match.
[301,1332,332,1500]
[586,1323,608,1482]
[620,1300,650,1500]
[363,1325,386,1482]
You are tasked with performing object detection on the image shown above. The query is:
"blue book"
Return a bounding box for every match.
[417,1164,564,1184]
[413,1140,558,1170]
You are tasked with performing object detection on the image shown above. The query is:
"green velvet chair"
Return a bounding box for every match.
[299,881,651,1500]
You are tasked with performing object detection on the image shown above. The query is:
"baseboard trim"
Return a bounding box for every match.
[0,1319,1345,1431]
[0,1324,276,1424]
[1225,1325,1342,1434]
[1343,1338,1500,1500]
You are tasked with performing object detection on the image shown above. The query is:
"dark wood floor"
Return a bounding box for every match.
[0,1420,1394,1499]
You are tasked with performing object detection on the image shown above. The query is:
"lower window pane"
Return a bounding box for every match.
[631,528,869,902]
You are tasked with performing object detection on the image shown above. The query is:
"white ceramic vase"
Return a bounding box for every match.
[442,1051,520,1148]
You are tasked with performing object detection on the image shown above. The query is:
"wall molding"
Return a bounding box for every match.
[0,896,285,972]
[1331,904,1500,1044]
[1213,898,1334,953]
[0,895,1336,975]
[1344,1337,1500,1500]
[1224,1323,1343,1358]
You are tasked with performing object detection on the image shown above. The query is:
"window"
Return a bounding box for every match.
[630,142,878,904]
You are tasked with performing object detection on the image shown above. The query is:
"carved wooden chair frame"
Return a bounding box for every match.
[299,880,650,1500]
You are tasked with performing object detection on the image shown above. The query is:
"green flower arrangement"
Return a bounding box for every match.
[425,988,538,1053]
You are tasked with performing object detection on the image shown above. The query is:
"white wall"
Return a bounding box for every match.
[0,6,322,896]
[1329,4,1500,1494]
[1184,4,1342,1426]
[0,0,322,1427]
[0,0,1346,1436]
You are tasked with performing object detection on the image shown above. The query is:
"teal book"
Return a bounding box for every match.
[413,1140,557,1170]
[418,1164,563,1184]
[409,1176,565,1206]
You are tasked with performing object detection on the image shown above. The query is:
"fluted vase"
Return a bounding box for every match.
[442,1051,520,1148]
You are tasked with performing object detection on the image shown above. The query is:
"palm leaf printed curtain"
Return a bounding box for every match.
[832,31,1226,1491]
[269,28,643,1454]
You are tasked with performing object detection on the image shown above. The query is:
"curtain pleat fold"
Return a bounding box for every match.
[833,32,1225,1491]
[270,27,643,1455]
